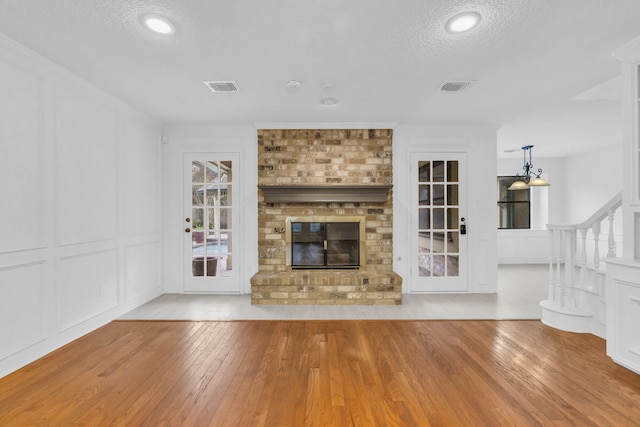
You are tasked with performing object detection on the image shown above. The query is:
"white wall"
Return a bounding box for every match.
[613,36,640,260]
[162,124,499,294]
[563,144,623,224]
[394,125,499,293]
[0,35,163,378]
[161,125,258,294]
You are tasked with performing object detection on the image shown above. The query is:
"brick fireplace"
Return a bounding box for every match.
[250,129,402,305]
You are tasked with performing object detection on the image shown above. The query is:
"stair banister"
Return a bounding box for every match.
[541,192,622,335]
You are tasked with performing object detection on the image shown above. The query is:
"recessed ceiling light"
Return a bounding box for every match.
[320,97,339,106]
[445,12,481,33]
[141,14,175,35]
[286,80,303,89]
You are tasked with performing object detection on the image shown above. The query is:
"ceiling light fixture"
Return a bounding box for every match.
[508,145,550,190]
[142,14,175,35]
[445,12,481,33]
[286,80,303,90]
[320,97,339,106]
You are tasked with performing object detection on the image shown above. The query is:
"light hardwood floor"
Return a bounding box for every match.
[1,320,639,426]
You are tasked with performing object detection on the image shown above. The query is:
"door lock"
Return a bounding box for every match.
[185,227,191,233]
[460,217,466,235]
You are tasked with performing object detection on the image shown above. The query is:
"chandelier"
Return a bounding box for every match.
[508,145,550,190]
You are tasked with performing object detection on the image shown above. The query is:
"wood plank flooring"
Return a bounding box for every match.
[1,320,639,426]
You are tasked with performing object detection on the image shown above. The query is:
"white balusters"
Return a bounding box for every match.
[564,228,576,309]
[592,220,601,272]
[607,209,617,258]
[547,226,578,309]
[544,192,621,313]
[542,192,622,334]
[548,228,556,303]
[579,228,588,287]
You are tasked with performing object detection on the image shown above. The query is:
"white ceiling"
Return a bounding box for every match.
[1,0,639,157]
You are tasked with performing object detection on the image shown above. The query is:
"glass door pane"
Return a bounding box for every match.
[412,153,467,292]
[184,154,239,293]
[418,160,459,277]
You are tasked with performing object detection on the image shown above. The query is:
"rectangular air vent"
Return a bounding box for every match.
[440,81,475,92]
[203,81,240,92]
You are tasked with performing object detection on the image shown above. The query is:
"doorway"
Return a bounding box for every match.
[410,152,468,292]
[183,153,240,293]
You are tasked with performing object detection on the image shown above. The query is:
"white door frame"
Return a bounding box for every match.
[182,151,241,293]
[409,151,468,293]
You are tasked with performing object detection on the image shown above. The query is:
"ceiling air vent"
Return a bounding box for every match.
[439,81,475,92]
[203,81,240,93]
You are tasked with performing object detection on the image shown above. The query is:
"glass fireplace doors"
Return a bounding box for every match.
[288,219,363,270]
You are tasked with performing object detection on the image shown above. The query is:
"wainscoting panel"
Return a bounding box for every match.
[122,116,161,238]
[0,262,46,360]
[57,249,119,331]
[54,85,118,246]
[0,56,45,253]
[497,230,549,264]
[0,35,163,379]
[125,242,161,302]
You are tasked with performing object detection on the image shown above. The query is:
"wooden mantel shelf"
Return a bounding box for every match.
[259,185,392,203]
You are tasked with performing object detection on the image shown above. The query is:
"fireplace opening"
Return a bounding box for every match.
[289,221,361,270]
[292,222,359,269]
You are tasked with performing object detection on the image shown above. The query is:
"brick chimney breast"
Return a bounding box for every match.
[251,129,402,305]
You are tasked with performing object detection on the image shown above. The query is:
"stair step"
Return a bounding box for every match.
[540,300,593,333]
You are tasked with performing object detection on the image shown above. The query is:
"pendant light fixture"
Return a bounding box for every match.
[508,145,550,190]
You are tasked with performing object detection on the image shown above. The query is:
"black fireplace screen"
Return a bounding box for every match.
[291,222,360,269]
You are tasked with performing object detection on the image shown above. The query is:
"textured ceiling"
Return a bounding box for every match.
[0,0,639,156]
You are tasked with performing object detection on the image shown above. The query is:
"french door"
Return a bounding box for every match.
[410,152,468,292]
[183,153,240,293]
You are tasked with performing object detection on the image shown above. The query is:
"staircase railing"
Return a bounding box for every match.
[545,192,622,314]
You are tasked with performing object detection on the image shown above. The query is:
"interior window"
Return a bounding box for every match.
[497,176,530,229]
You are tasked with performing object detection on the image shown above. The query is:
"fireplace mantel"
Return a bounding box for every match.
[259,185,391,203]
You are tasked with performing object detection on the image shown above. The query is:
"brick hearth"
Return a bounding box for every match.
[251,129,402,305]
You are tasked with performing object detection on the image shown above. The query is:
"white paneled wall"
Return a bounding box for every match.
[0,262,46,360]
[0,53,45,253]
[123,116,162,238]
[57,250,120,330]
[125,243,161,302]
[55,86,119,245]
[0,35,163,378]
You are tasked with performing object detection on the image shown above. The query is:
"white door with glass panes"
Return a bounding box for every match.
[183,153,240,293]
[410,153,467,292]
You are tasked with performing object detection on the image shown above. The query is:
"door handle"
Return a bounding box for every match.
[185,227,191,233]
[460,217,466,235]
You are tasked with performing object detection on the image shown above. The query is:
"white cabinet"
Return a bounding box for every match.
[606,258,640,374]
